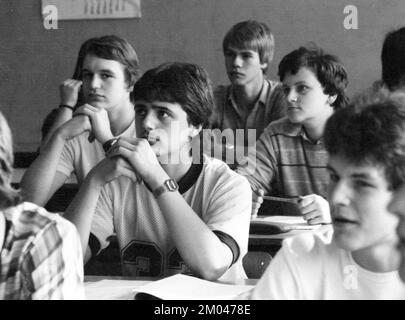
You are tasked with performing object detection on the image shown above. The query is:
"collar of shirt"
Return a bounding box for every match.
[228,79,269,119]
[280,119,323,145]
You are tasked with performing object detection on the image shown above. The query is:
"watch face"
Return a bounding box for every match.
[165,179,178,191]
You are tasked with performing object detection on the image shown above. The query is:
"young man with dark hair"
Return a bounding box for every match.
[21,35,139,207]
[64,62,251,282]
[237,45,348,224]
[249,90,405,299]
[209,20,287,169]
[0,111,84,299]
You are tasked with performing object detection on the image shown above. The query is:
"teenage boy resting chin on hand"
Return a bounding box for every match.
[63,62,252,282]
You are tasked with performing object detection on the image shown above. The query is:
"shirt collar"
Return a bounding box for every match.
[228,79,269,110]
[280,119,323,144]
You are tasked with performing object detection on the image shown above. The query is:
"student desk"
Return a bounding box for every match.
[248,224,333,257]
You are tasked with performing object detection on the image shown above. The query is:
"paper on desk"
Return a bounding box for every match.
[85,279,152,300]
[133,274,254,300]
[251,215,322,230]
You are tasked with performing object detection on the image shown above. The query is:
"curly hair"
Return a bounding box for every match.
[278,44,349,110]
[324,88,405,190]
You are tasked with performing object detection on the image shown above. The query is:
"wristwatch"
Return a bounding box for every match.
[153,179,179,198]
[102,138,119,153]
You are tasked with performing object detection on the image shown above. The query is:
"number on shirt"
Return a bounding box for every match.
[121,241,186,276]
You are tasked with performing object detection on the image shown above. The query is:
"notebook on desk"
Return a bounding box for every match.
[133,274,254,300]
[250,215,321,235]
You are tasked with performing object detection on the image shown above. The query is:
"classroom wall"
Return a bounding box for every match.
[1,0,405,151]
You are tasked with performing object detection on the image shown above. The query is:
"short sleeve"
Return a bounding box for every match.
[56,139,75,178]
[90,184,115,254]
[23,217,85,300]
[204,168,251,264]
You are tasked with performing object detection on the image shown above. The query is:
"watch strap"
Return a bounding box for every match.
[102,138,119,153]
[153,179,178,198]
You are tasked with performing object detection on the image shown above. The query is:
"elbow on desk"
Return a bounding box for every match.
[192,261,229,282]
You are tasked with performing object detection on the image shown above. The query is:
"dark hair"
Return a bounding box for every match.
[222,20,274,73]
[73,35,139,89]
[278,45,349,110]
[0,111,21,209]
[133,62,214,129]
[324,89,405,190]
[381,27,405,90]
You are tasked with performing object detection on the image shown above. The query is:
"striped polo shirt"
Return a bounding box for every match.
[237,117,330,214]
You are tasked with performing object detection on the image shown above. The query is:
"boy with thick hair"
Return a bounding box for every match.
[209,20,287,169]
[64,62,251,282]
[249,90,405,299]
[21,35,139,207]
[237,45,348,223]
[0,111,84,299]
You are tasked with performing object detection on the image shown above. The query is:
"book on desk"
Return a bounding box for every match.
[249,215,321,235]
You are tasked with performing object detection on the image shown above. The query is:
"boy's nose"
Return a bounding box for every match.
[329,180,351,207]
[143,112,158,130]
[232,55,243,68]
[90,75,101,89]
[287,89,298,103]
[388,185,405,217]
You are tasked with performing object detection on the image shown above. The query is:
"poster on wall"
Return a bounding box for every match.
[41,0,141,20]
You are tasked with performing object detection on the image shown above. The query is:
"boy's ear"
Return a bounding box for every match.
[260,62,268,72]
[189,125,202,139]
[328,94,337,106]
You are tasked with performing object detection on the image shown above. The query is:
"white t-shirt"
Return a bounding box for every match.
[90,155,252,282]
[56,122,135,184]
[250,231,405,300]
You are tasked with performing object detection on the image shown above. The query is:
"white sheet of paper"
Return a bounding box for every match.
[133,274,254,300]
[85,279,152,300]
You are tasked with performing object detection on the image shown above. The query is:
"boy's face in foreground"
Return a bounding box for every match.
[388,184,405,281]
[81,54,132,110]
[224,46,267,87]
[327,154,398,254]
[134,100,197,162]
[282,67,333,126]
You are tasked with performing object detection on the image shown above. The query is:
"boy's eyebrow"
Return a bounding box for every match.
[82,68,116,74]
[152,105,174,114]
[350,172,374,179]
[326,165,335,172]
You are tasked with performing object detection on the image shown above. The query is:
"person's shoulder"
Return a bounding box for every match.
[6,202,74,234]
[261,117,292,136]
[202,155,250,188]
[281,231,332,259]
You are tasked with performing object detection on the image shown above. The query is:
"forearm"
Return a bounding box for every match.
[41,108,73,147]
[20,132,67,205]
[156,190,233,280]
[64,174,103,258]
